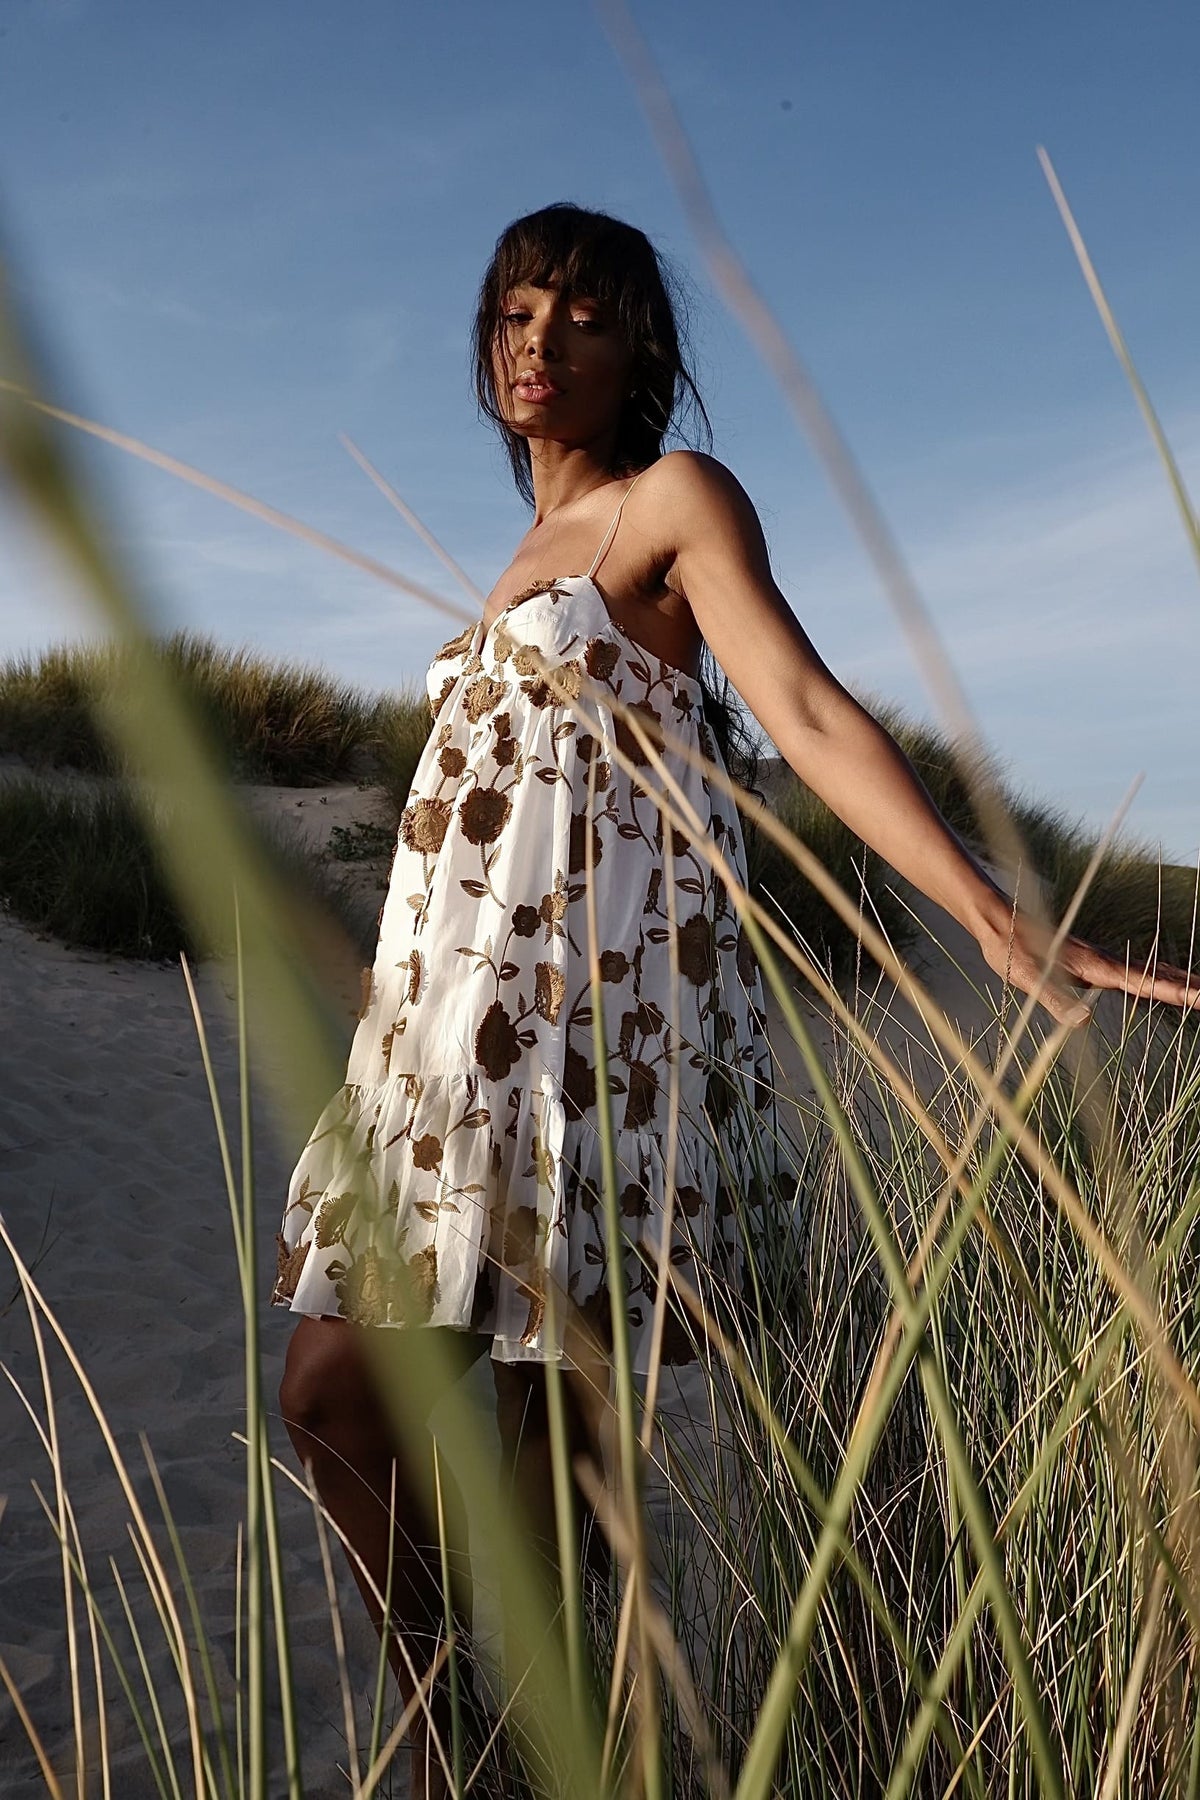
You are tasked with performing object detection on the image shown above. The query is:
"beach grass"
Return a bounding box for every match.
[4,114,1200,1800]
[4,635,1196,982]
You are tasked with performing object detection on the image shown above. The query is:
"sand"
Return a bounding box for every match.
[0,767,1051,1798]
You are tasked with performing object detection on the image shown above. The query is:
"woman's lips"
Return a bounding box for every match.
[514,378,563,405]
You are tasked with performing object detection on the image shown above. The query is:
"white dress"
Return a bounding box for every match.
[270,481,776,1368]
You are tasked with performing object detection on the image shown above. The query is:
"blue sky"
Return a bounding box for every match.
[1,0,1197,859]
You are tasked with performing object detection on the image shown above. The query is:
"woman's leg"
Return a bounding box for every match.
[491,1318,614,1644]
[277,1317,486,1792]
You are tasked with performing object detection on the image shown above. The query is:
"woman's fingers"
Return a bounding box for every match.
[1059,940,1200,1010]
[980,926,1200,1023]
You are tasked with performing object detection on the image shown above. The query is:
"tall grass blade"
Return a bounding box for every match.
[1037,146,1200,577]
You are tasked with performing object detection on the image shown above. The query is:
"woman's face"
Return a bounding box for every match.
[492,282,635,453]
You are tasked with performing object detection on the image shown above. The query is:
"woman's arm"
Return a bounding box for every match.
[654,450,1199,1022]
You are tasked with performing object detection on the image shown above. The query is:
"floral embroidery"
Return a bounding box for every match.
[459,786,511,846]
[463,674,509,722]
[271,575,778,1368]
[534,962,566,1025]
[475,1000,522,1080]
[400,797,451,855]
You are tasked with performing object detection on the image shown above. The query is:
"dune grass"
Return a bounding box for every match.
[4,124,1200,1800]
[4,636,1196,979]
[0,771,371,961]
[0,630,375,784]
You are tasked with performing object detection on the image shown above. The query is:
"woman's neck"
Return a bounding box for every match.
[526,435,621,525]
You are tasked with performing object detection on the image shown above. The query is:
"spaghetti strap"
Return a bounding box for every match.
[586,465,654,580]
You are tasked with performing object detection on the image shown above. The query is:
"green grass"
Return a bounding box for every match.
[0,772,370,961]
[0,630,376,784]
[5,637,1196,977]
[4,205,1200,1796]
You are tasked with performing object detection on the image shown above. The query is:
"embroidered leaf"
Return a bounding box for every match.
[678,877,704,895]
[552,720,577,740]
[628,659,651,682]
[498,961,520,981]
[460,879,489,897]
[535,767,563,784]
[617,823,642,840]
[459,1109,491,1129]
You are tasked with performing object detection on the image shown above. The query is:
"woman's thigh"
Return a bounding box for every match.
[280,1316,490,1444]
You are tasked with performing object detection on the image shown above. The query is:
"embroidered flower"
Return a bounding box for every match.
[677,912,716,987]
[563,1044,596,1119]
[539,875,567,926]
[429,675,456,718]
[463,674,509,722]
[274,1232,310,1300]
[474,1001,522,1079]
[314,1189,357,1249]
[622,1060,659,1128]
[405,1244,439,1324]
[335,1245,388,1326]
[411,1133,443,1171]
[614,702,662,767]
[459,786,511,845]
[358,966,375,1020]
[438,745,466,778]
[436,623,476,660]
[399,797,452,855]
[599,949,629,983]
[568,811,603,875]
[534,961,565,1025]
[511,903,540,937]
[585,637,620,681]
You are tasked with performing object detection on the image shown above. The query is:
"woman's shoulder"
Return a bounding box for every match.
[631,450,762,549]
[637,448,747,501]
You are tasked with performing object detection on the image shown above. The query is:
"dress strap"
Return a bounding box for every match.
[585,465,654,580]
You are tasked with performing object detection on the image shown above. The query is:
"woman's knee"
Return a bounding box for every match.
[278,1317,387,1453]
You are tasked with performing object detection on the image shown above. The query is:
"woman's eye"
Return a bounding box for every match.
[502,311,530,325]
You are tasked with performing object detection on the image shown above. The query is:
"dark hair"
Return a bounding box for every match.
[473,202,761,793]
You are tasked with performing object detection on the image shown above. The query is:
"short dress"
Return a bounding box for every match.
[270,496,778,1369]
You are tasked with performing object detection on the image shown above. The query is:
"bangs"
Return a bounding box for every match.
[493,212,648,313]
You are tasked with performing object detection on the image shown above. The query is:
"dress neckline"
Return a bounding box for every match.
[473,574,703,694]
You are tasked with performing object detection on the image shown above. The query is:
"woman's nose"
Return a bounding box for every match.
[524,318,560,360]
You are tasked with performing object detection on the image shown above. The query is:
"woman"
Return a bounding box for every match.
[272,203,1197,1792]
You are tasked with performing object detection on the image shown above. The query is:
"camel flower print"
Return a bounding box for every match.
[272,573,778,1375]
[460,786,511,846]
[400,797,452,856]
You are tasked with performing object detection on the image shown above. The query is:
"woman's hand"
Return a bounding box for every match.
[976,913,1200,1027]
